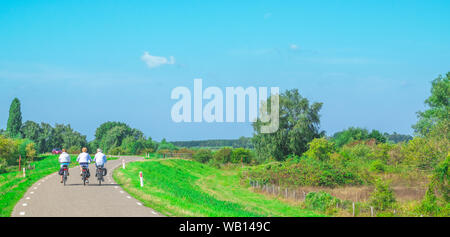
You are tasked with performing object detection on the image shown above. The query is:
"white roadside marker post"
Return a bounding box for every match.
[23,168,26,177]
[139,171,144,187]
[122,159,125,169]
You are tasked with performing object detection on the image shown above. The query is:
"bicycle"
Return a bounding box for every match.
[61,165,69,186]
[96,165,105,185]
[81,164,90,186]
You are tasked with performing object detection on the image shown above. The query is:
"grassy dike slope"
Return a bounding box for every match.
[113,159,322,217]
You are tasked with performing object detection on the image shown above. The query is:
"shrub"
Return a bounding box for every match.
[417,156,450,216]
[369,179,396,211]
[25,142,36,162]
[304,138,335,161]
[417,186,441,216]
[402,137,441,170]
[304,191,341,213]
[213,147,232,164]
[247,156,363,187]
[0,135,19,165]
[18,139,34,162]
[231,148,253,164]
[193,149,213,163]
[369,160,386,173]
[373,143,392,163]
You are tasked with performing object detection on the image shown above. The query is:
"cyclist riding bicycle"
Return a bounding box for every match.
[76,147,92,183]
[93,148,107,178]
[58,149,71,183]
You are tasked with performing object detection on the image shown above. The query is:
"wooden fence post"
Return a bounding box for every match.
[352,202,355,217]
[370,206,374,217]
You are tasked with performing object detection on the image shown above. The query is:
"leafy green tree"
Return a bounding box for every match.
[39,122,55,152]
[6,98,22,138]
[368,130,386,143]
[21,121,46,153]
[21,121,41,142]
[93,121,152,154]
[52,124,88,150]
[101,126,128,152]
[332,127,386,147]
[252,89,324,161]
[413,72,449,136]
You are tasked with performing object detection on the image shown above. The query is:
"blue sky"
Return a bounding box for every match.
[0,0,449,141]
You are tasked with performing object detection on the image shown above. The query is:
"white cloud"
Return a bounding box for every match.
[141,52,175,68]
[290,44,299,50]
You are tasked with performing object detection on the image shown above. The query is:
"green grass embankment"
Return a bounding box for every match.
[113,158,322,217]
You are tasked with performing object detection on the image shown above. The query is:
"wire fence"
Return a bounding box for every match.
[247,179,427,216]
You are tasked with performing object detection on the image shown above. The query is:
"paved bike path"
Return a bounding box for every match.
[12,156,163,217]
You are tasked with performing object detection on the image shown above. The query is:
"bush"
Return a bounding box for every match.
[369,160,386,173]
[25,142,36,162]
[417,186,441,216]
[231,148,253,164]
[193,149,213,163]
[417,156,450,216]
[369,179,396,211]
[304,138,335,161]
[402,137,441,170]
[247,156,363,187]
[304,191,341,214]
[18,139,34,162]
[343,143,374,160]
[213,147,232,164]
[0,135,19,165]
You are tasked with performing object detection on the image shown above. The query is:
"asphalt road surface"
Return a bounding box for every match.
[12,156,163,217]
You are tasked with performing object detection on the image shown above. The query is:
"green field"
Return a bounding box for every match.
[113,158,322,217]
[0,154,77,217]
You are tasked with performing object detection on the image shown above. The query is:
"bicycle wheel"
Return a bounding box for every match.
[63,171,67,186]
[83,172,86,186]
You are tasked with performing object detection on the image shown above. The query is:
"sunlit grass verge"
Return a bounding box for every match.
[0,155,77,217]
[113,159,322,217]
